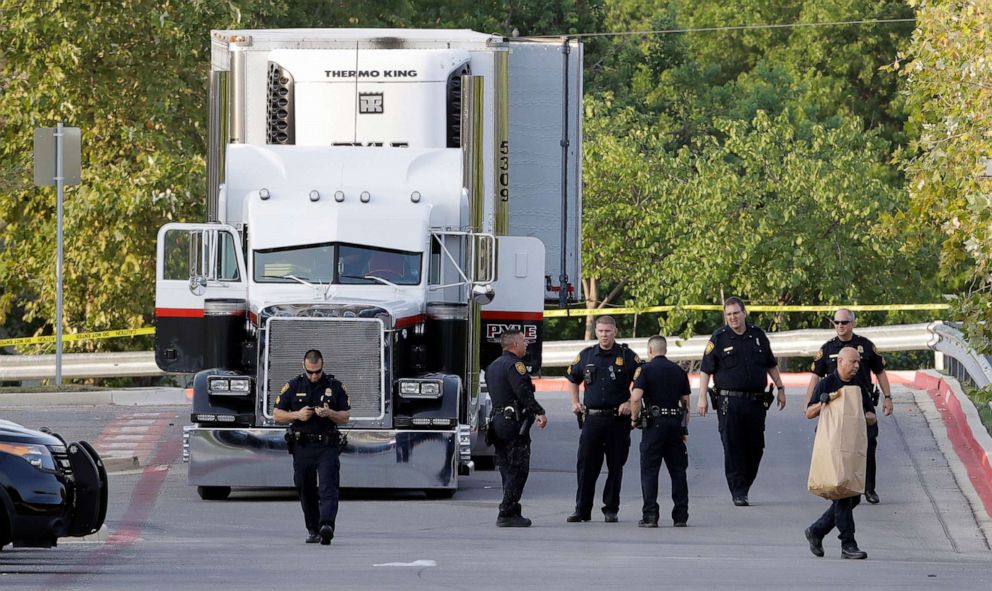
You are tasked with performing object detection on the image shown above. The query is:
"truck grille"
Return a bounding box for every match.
[264,317,385,421]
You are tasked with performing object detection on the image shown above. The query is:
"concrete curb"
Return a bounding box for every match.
[912,369,992,546]
[102,454,140,473]
[0,387,189,407]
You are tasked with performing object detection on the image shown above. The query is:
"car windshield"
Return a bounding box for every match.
[254,243,421,286]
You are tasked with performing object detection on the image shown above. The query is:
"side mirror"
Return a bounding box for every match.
[471,283,494,305]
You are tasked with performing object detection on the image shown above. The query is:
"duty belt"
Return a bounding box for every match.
[293,432,337,445]
[646,405,682,417]
[719,390,763,400]
[586,407,619,416]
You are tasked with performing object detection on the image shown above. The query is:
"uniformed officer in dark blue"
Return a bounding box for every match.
[804,346,874,560]
[630,336,691,528]
[566,315,642,523]
[697,297,785,506]
[805,308,892,504]
[274,349,351,545]
[485,329,548,527]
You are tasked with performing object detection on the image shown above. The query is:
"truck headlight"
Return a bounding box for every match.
[398,379,443,399]
[229,378,251,392]
[0,442,56,471]
[209,376,252,395]
[208,378,230,392]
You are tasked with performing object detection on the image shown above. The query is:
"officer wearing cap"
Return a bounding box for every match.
[565,315,643,523]
[485,329,548,527]
[805,308,892,504]
[630,336,691,528]
[274,349,351,545]
[697,297,785,506]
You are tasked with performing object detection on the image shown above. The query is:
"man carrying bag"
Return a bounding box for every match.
[804,347,876,560]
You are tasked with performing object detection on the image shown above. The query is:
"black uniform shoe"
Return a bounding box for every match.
[864,490,880,504]
[305,530,320,544]
[637,518,658,528]
[496,515,532,527]
[604,512,619,523]
[319,524,334,545]
[804,527,824,557]
[566,512,591,523]
[841,545,868,560]
[733,497,749,507]
[673,521,687,528]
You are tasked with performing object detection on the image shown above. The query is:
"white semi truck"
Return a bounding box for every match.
[153,29,581,499]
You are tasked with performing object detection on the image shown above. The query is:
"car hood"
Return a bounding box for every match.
[0,419,63,446]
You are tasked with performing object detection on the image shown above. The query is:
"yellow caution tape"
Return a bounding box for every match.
[0,327,155,348]
[544,304,951,318]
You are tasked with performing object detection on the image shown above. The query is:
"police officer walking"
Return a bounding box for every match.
[630,336,691,528]
[697,297,785,506]
[805,308,892,504]
[804,347,874,560]
[485,329,548,527]
[274,349,351,545]
[566,315,642,523]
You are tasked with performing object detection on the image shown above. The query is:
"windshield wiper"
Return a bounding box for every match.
[283,274,316,287]
[339,274,399,287]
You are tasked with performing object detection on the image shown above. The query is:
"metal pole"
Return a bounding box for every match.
[558,37,571,310]
[55,122,65,386]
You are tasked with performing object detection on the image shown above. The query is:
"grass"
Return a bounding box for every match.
[0,384,108,394]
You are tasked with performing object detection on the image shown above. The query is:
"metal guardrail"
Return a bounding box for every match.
[0,323,940,380]
[931,323,992,390]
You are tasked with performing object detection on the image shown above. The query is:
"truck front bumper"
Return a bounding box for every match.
[185,426,470,490]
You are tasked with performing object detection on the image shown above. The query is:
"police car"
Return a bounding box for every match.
[0,420,108,550]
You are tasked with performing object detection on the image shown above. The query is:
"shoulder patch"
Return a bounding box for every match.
[280,383,290,394]
[572,354,580,364]
[275,394,281,406]
[633,354,642,364]
[814,350,823,361]
[704,341,715,355]
[515,361,527,375]
[633,367,642,381]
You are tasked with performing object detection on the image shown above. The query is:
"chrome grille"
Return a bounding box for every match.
[49,445,73,478]
[264,317,385,420]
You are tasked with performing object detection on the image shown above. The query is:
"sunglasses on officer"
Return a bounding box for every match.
[304,367,323,376]
[832,319,852,326]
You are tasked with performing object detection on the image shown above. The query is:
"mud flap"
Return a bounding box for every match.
[77,441,109,532]
[66,441,104,536]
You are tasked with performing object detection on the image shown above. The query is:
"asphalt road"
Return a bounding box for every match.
[1,386,990,590]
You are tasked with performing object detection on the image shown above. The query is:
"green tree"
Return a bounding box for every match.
[896,0,992,350]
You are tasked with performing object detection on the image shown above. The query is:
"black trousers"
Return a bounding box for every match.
[716,396,766,499]
[492,414,532,517]
[810,495,861,547]
[866,423,879,493]
[292,442,341,532]
[575,415,631,516]
[639,418,688,523]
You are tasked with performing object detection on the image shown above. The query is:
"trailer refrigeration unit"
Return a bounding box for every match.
[154,29,582,499]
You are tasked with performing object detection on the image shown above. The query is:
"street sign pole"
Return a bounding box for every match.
[55,122,65,386]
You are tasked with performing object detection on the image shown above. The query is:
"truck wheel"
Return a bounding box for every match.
[197,486,231,501]
[0,507,10,551]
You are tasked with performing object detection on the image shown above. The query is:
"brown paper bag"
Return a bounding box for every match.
[807,385,868,500]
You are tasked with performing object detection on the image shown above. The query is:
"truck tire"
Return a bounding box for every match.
[197,486,231,501]
[425,488,456,500]
[0,506,10,552]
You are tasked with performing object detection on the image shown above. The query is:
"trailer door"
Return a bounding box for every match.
[155,223,247,373]
[480,236,545,373]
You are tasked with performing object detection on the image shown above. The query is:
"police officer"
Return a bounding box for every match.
[804,347,874,560]
[485,329,548,527]
[273,349,351,545]
[566,315,642,523]
[630,336,690,528]
[805,308,892,504]
[697,297,785,506]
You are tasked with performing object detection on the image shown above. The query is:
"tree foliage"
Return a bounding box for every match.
[896,0,992,350]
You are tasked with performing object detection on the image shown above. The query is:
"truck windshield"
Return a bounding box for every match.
[254,243,421,286]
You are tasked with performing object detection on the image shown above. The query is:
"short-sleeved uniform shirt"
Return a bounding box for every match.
[566,343,643,409]
[700,324,777,392]
[811,334,886,389]
[274,373,351,435]
[808,372,875,415]
[486,351,546,416]
[632,355,690,409]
